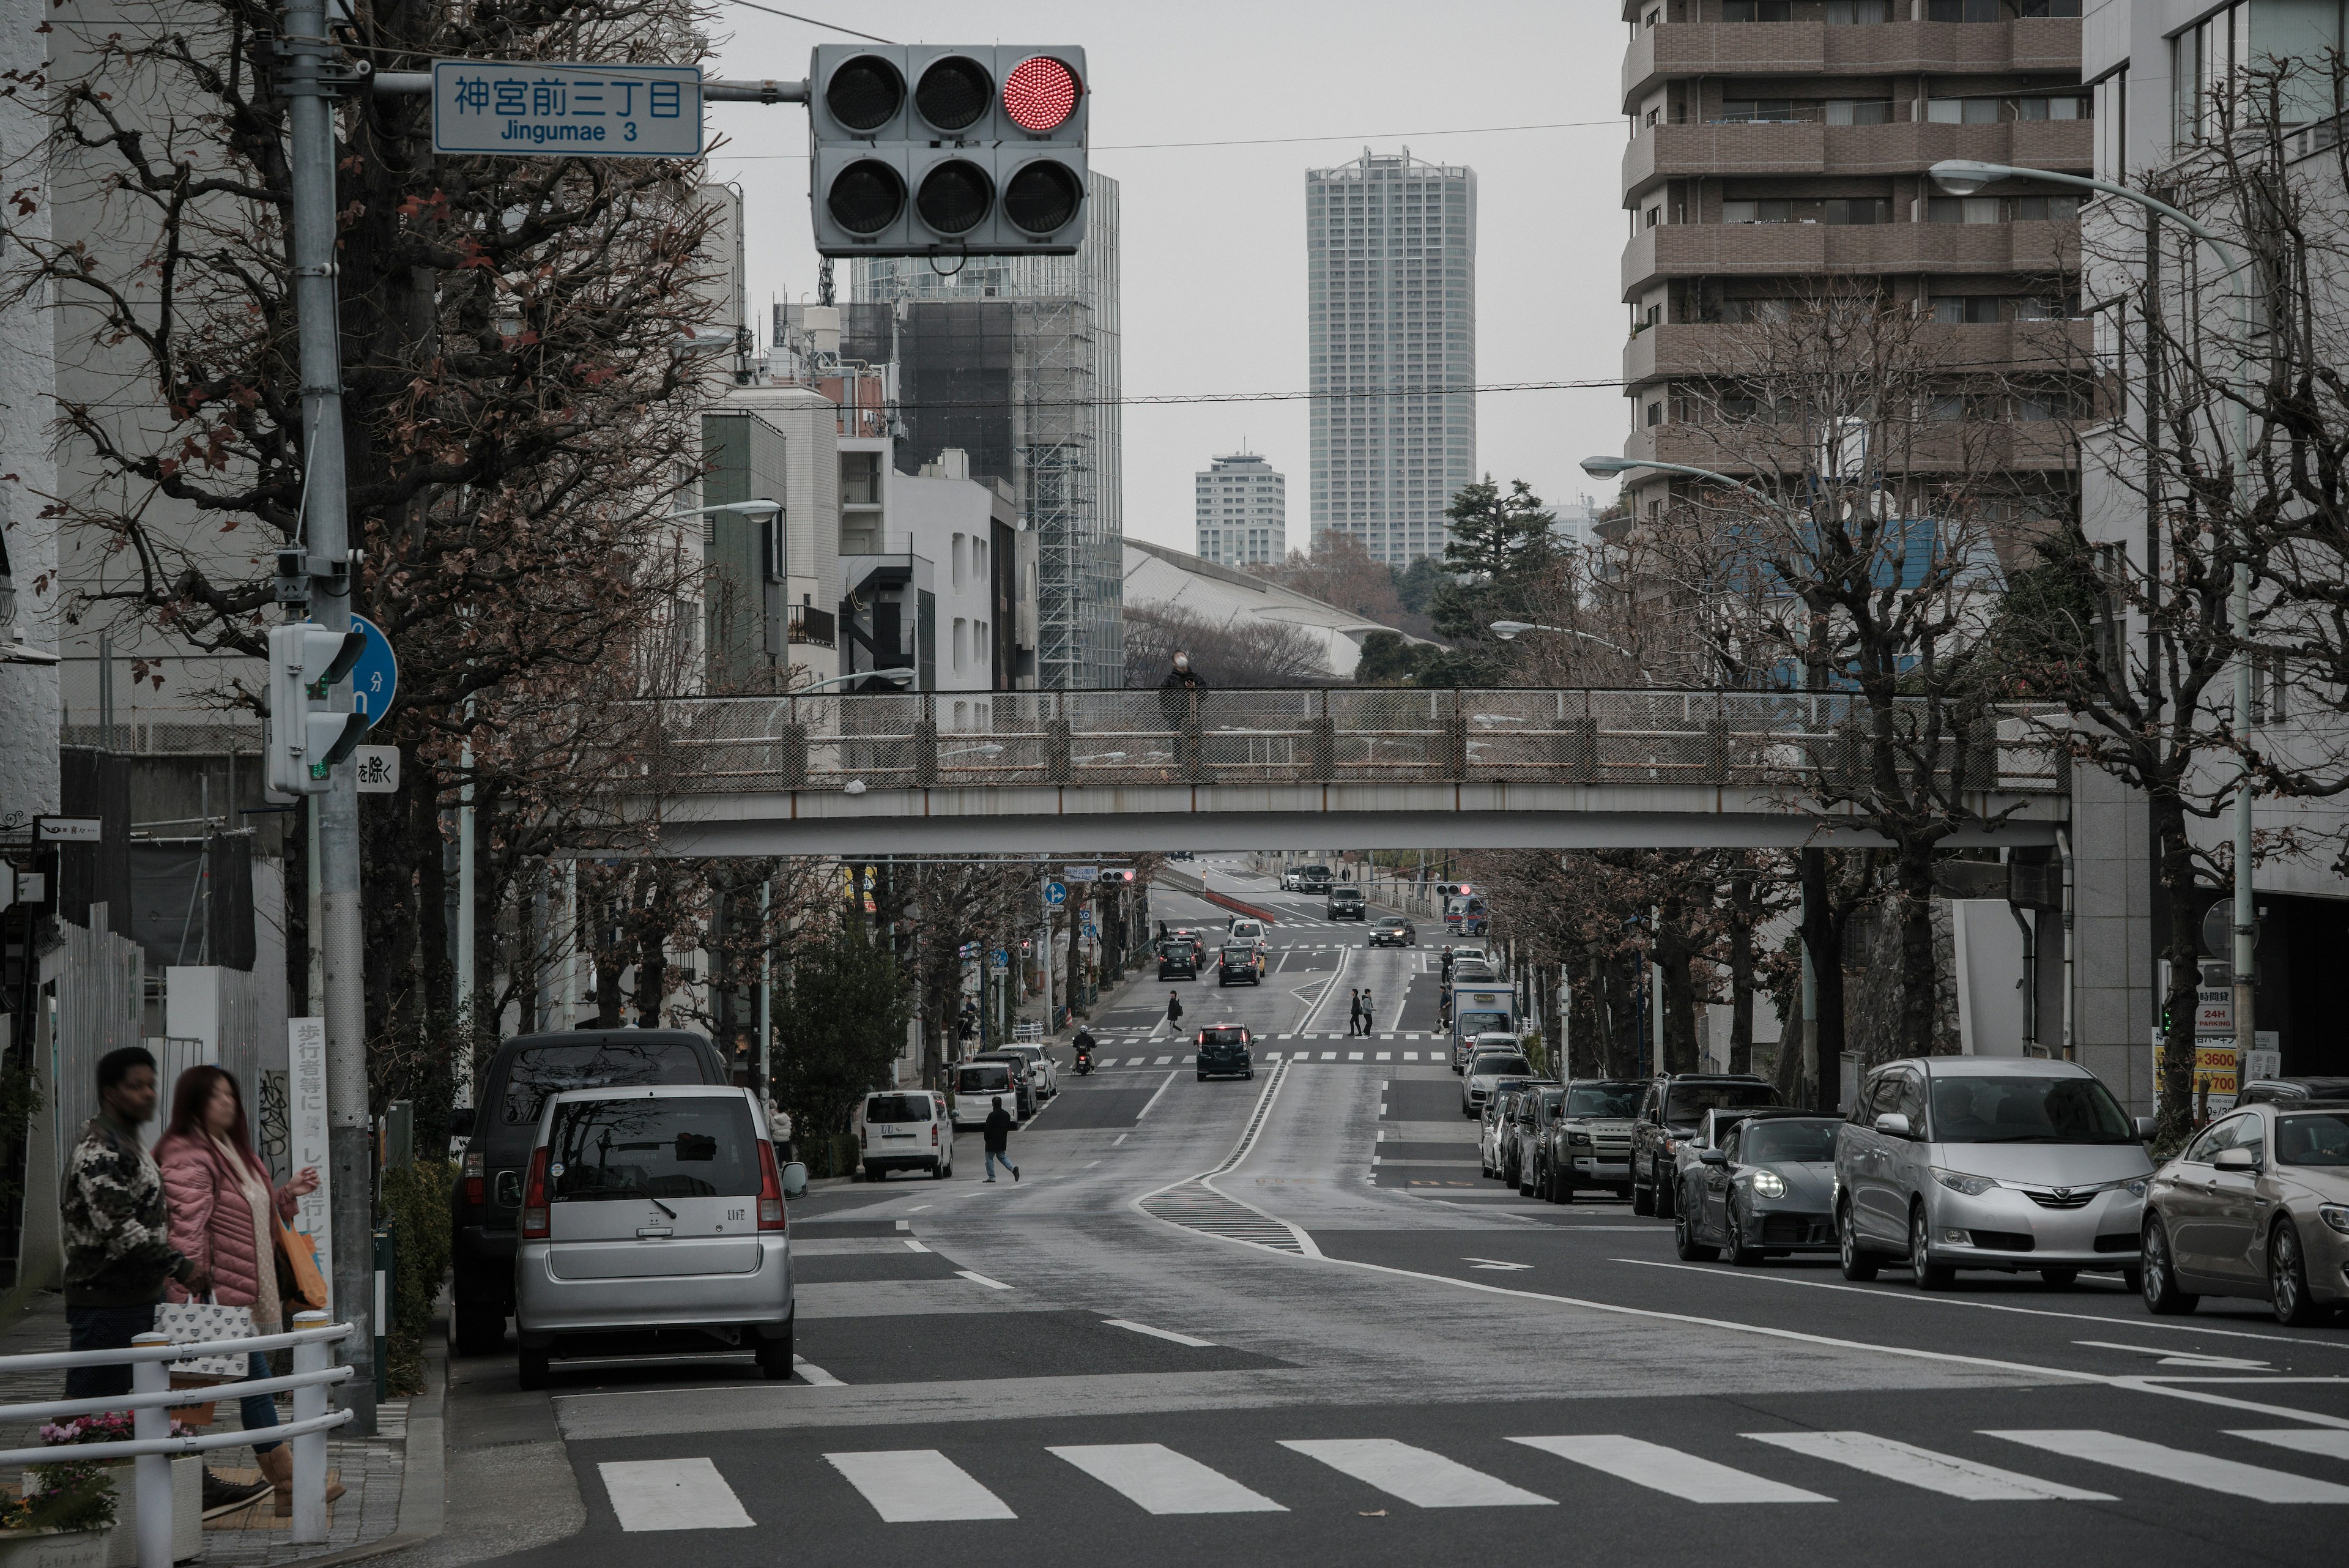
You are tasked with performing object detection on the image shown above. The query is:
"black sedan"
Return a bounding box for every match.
[1367,917,1417,948]
[1197,1025,1254,1081]
[1674,1113,1842,1265]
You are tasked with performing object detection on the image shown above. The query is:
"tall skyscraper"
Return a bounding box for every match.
[853,173,1123,688]
[1306,150,1476,567]
[1194,452,1286,568]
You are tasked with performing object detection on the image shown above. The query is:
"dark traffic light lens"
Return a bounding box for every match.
[825,55,904,132]
[916,56,993,132]
[1002,56,1080,132]
[916,160,993,234]
[828,160,905,234]
[1003,160,1083,234]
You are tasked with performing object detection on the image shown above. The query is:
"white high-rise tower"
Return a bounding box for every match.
[1194,452,1286,568]
[1306,149,1476,567]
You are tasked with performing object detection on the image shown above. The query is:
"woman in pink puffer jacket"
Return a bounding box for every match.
[156,1066,323,1513]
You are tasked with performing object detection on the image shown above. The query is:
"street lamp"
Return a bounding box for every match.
[1488,620,1661,686]
[797,667,915,694]
[666,499,782,522]
[1929,156,2260,1075]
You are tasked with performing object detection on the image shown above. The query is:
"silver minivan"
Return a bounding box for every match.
[1836,1057,2154,1290]
[513,1085,805,1389]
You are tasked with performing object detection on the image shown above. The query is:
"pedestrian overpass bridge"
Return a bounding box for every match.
[593,688,2068,857]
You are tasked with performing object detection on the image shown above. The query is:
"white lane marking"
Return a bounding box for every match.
[1085,1159,1101,1169]
[1153,1055,1173,1066]
[1048,1443,1287,1514]
[2231,1429,2349,1462]
[1464,1257,1533,1271]
[1348,1051,1365,1061]
[1986,1429,2349,1503]
[1114,1132,1129,1145]
[1102,1318,1216,1347]
[1182,1055,1197,1065]
[903,1238,930,1252]
[2074,1339,2271,1369]
[1405,1051,1420,1060]
[907,1204,932,1213]
[825,1451,1017,1522]
[598,1458,755,1531]
[792,1357,843,1387]
[1745,1432,2113,1501]
[1135,1072,1179,1122]
[893,1219,910,1231]
[1376,1052,1393,1061]
[1607,1255,2349,1354]
[1321,1051,1337,1061]
[957,1269,1014,1290]
[1509,1436,1830,1503]
[1282,1438,1552,1508]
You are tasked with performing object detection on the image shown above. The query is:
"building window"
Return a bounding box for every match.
[1646,401,1663,428]
[2093,69,2129,184]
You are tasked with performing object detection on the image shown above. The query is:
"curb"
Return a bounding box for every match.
[276,1309,448,1568]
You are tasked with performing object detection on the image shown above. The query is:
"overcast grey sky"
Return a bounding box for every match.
[706,2,1628,557]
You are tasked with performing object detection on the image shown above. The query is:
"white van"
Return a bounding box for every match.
[859,1090,952,1180]
[952,1060,1020,1129]
[1226,916,1267,943]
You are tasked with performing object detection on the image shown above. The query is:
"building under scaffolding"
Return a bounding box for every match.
[845,174,1123,689]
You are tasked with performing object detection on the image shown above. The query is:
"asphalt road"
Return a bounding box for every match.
[417,856,2349,1568]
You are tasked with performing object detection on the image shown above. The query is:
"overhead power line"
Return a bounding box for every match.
[722,0,896,43]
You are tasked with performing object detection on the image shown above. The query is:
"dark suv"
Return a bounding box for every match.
[1630,1072,1782,1218]
[1217,943,1261,986]
[1157,939,1198,980]
[1326,886,1366,920]
[1196,1025,1255,1081]
[450,1030,729,1355]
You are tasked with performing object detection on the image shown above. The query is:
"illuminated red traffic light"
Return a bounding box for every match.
[1002,56,1080,132]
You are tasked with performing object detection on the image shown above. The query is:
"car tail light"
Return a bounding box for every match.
[860,1124,868,1149]
[463,1148,484,1207]
[757,1139,787,1231]
[519,1147,551,1239]
[932,1124,940,1146]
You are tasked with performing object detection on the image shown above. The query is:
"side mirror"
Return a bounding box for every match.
[781,1160,811,1199]
[1698,1148,1729,1166]
[2212,1146,2259,1173]
[2134,1116,2156,1142]
[1872,1113,1911,1138]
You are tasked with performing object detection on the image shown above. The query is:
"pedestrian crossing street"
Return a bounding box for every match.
[596,1426,2349,1529]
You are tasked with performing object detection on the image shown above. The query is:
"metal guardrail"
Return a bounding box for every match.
[0,1313,355,1558]
[604,688,2068,798]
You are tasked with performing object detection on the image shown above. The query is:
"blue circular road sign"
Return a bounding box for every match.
[348,614,398,728]
[1043,881,1068,907]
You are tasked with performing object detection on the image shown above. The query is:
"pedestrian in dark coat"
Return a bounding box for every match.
[982,1098,1020,1183]
[1167,992,1185,1028]
[1347,989,1364,1036]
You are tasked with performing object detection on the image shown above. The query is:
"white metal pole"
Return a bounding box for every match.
[291,1311,330,1543]
[457,734,474,1022]
[130,1336,171,1568]
[758,877,772,1093]
[560,858,579,1030]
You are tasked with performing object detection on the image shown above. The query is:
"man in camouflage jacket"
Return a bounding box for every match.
[62,1046,209,1400]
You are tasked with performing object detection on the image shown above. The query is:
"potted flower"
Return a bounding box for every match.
[0,1452,113,1568]
[31,1418,201,1566]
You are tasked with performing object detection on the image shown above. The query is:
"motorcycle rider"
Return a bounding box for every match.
[1072,1026,1097,1076]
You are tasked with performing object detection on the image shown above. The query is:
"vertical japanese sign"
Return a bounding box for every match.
[430,61,704,158]
[288,1017,334,1312]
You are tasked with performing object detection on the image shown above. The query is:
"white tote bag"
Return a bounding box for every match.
[155,1298,254,1378]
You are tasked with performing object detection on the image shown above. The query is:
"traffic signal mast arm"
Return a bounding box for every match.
[369,72,809,102]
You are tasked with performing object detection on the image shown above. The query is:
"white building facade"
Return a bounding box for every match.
[1305,150,1477,568]
[1193,453,1286,568]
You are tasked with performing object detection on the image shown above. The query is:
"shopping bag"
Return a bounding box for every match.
[156,1298,253,1377]
[276,1218,328,1312]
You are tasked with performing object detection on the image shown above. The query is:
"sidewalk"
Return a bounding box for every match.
[0,1288,444,1567]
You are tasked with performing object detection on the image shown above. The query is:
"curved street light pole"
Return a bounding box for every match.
[1931,157,2259,1079]
[1486,620,1661,686]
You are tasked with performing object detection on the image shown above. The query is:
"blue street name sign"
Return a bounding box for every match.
[431,61,704,158]
[348,614,398,728]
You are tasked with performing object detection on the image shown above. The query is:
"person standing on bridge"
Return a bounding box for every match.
[1159,652,1209,778]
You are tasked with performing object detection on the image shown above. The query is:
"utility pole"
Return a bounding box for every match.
[280,0,373,1432]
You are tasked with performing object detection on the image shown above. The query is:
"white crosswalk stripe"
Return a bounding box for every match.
[1048,1443,1287,1514]
[825,1450,1018,1522]
[1984,1430,2349,1503]
[1280,1439,1553,1508]
[2231,1429,2349,1463]
[599,1458,755,1531]
[1509,1435,1831,1503]
[1745,1432,2113,1501]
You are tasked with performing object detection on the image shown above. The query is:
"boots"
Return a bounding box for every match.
[256,1445,344,1517]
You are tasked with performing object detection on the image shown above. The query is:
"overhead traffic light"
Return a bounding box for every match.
[267,622,367,795]
[809,45,1089,258]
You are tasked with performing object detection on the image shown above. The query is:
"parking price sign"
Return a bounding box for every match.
[431,61,703,158]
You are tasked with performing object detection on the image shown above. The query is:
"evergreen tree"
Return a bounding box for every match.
[1429,477,1557,641]
[771,919,915,1147]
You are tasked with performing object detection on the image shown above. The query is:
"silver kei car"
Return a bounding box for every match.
[1836,1057,2155,1291]
[513,1084,806,1389]
[2140,1099,2349,1325]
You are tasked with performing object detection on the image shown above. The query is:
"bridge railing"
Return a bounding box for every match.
[610,689,2069,796]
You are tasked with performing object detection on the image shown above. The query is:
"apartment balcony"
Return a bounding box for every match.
[1623,318,2093,390]
[1624,218,2077,297]
[1624,117,2090,202]
[1619,417,2077,476]
[787,604,836,649]
[1623,18,2084,110]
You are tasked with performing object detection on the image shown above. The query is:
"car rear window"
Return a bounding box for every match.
[544,1096,759,1200]
[957,1064,1013,1094]
[865,1093,933,1124]
[500,1042,708,1129]
[1666,1082,1779,1122]
[1200,1028,1248,1046]
[1473,1054,1534,1077]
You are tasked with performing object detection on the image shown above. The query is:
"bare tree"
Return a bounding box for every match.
[1121,602,1332,687]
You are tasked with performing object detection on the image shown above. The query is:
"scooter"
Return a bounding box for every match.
[1075,1049,1093,1076]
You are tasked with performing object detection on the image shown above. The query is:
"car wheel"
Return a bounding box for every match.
[1197,1072,1207,1082]
[453,1302,507,1357]
[517,1344,551,1391]
[1654,1169,1677,1221]
[862,1162,882,1183]
[1727,1198,1763,1267]
[1674,1191,1718,1262]
[932,1157,948,1180]
[1910,1204,1955,1290]
[2272,1220,2325,1326]
[756,1320,795,1380]
[1838,1200,1880,1282]
[1246,1069,1255,1079]
[1631,1173,1656,1217]
[2039,1268,2079,1289]
[2139,1215,2199,1315]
